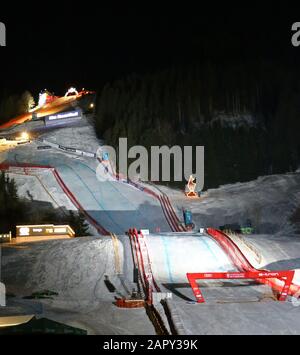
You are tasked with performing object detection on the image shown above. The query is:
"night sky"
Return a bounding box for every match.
[1,4,299,97]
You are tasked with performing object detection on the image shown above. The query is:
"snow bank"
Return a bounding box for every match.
[2,236,130,302]
[39,118,100,155]
[159,172,300,235]
[1,236,155,335]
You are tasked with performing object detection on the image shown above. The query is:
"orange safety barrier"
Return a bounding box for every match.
[187,270,295,303]
[0,94,80,130]
[116,298,145,308]
[128,228,161,304]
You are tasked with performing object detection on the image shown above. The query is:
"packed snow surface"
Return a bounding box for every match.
[1,117,300,334]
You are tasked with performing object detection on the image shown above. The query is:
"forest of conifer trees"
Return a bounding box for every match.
[94,59,300,189]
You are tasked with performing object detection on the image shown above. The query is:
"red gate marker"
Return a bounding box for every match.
[206,228,300,299]
[187,270,295,303]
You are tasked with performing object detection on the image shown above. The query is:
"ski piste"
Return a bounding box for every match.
[0,95,300,335]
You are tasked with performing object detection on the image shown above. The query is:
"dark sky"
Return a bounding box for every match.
[0,4,299,97]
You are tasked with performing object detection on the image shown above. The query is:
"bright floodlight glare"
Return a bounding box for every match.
[38,92,47,107]
[65,87,78,97]
[20,132,29,140]
[90,103,94,108]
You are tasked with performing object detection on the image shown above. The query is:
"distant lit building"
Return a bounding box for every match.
[38,89,58,107]
[65,87,78,97]
[16,224,75,238]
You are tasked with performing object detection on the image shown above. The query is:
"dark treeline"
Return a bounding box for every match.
[0,172,89,236]
[0,90,35,124]
[0,172,26,233]
[94,60,300,189]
